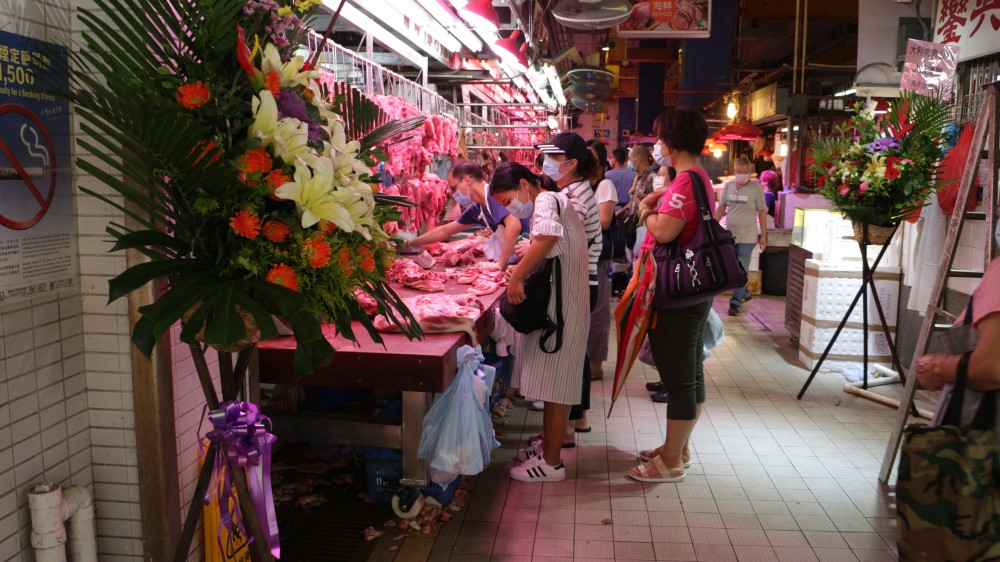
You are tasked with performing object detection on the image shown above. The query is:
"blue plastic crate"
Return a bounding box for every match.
[362,446,459,505]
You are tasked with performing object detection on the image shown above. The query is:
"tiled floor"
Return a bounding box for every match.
[374,295,935,561]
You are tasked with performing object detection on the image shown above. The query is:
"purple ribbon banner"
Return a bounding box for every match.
[204,400,280,558]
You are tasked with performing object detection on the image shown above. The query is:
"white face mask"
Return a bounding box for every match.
[653,144,671,167]
[735,173,751,185]
[505,182,534,219]
[542,156,564,181]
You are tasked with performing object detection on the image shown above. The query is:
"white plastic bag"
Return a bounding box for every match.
[418,345,500,486]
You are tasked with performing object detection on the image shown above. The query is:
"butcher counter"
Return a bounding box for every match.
[251,264,506,493]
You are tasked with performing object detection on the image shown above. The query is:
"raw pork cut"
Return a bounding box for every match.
[389,259,448,292]
[470,277,501,296]
[374,295,483,338]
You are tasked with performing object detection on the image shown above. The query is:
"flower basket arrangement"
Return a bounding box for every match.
[809,93,953,236]
[58,0,426,377]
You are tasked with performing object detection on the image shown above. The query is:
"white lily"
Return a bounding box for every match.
[249,91,279,144]
[272,118,311,164]
[276,157,354,230]
[261,43,318,89]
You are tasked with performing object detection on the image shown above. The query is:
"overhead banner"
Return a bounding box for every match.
[618,0,710,38]
[933,0,1000,62]
[900,39,960,100]
[0,30,77,304]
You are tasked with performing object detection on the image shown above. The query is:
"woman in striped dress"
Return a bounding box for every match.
[538,133,603,440]
[490,162,590,482]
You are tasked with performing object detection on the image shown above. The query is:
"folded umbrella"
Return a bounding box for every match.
[608,249,658,417]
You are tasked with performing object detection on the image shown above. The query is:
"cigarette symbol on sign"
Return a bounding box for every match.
[0,103,57,230]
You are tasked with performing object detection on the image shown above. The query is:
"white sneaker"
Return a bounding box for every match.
[509,455,566,482]
[514,441,543,462]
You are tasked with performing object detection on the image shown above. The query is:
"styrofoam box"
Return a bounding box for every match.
[801,259,901,327]
[798,317,894,370]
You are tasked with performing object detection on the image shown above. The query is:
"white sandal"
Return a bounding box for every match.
[627,456,685,483]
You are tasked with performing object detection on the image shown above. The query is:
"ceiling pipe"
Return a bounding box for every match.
[792,0,800,93]
[800,0,809,94]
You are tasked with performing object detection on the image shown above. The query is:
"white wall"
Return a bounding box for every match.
[572,103,621,148]
[0,0,146,559]
[856,0,933,86]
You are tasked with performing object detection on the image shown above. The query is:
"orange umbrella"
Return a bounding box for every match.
[609,249,658,417]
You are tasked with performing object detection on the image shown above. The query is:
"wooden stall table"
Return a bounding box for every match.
[252,269,505,495]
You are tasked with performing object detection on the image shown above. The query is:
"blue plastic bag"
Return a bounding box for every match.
[418,345,500,486]
[703,308,724,351]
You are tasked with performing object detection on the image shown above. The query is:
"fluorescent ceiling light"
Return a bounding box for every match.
[413,0,483,51]
[351,0,463,55]
[834,88,856,97]
[326,1,426,68]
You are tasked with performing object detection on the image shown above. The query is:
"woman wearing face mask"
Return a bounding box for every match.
[627,108,716,483]
[715,157,768,316]
[626,144,657,254]
[409,160,527,267]
[490,162,590,482]
[536,133,603,442]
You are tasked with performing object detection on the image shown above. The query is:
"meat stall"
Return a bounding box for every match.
[252,238,506,509]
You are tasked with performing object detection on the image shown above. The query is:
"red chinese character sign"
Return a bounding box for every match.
[619,0,710,38]
[934,0,1000,62]
[901,39,960,100]
[0,30,76,303]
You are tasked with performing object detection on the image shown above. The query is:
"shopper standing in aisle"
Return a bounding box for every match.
[408,160,527,268]
[606,148,636,206]
[760,169,781,220]
[586,139,619,382]
[627,108,716,483]
[490,162,590,483]
[626,144,657,254]
[715,157,768,316]
[548,134,602,439]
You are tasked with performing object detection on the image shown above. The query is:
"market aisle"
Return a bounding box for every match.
[380,295,928,562]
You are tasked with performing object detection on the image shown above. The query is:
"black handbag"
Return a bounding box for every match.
[499,201,565,353]
[652,170,747,310]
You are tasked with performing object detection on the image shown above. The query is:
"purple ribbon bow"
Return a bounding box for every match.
[204,400,280,558]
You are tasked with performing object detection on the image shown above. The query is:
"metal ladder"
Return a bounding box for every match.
[878,80,1000,483]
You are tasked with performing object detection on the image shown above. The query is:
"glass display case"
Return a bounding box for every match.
[791,208,901,266]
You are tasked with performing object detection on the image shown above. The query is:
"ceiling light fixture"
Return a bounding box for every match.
[460,0,500,33]
[413,0,483,51]
[726,101,737,119]
[492,30,529,73]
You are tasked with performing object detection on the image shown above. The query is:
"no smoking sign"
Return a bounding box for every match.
[0,103,57,230]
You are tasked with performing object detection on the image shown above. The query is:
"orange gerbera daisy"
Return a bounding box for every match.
[336,246,354,276]
[302,236,332,268]
[236,147,273,184]
[266,169,292,200]
[176,81,210,109]
[264,70,281,96]
[359,244,376,273]
[229,209,261,239]
[318,220,338,235]
[262,221,290,243]
[266,263,298,291]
